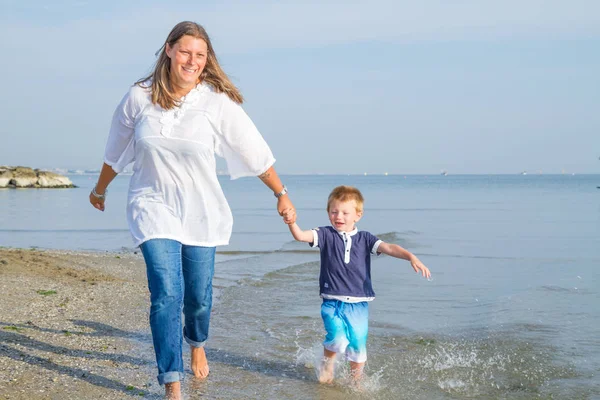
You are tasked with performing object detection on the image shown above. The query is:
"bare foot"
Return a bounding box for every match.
[191,346,209,379]
[350,379,365,393]
[349,361,365,389]
[318,357,335,384]
[165,381,181,400]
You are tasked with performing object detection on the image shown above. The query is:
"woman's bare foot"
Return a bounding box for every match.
[191,346,209,379]
[165,381,181,400]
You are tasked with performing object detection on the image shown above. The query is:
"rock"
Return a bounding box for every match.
[37,170,75,188]
[0,166,76,189]
[11,166,38,187]
[0,169,11,187]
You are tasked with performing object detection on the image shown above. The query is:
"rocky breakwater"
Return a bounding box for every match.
[0,166,76,188]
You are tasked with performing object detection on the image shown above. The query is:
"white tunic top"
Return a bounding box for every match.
[103,82,275,247]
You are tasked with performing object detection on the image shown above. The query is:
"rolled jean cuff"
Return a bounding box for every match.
[184,334,206,348]
[158,371,184,386]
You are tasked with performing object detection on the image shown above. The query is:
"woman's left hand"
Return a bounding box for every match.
[277,196,296,224]
[89,192,106,212]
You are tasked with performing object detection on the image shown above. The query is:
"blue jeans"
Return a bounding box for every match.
[139,239,216,385]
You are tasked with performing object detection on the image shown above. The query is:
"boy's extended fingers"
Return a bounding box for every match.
[423,267,431,279]
[413,262,431,279]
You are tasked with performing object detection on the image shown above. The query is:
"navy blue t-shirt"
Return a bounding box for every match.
[310,226,382,298]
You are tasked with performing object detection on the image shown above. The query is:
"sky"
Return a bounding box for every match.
[1,0,599,175]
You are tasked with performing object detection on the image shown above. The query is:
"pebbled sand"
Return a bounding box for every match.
[0,248,165,399]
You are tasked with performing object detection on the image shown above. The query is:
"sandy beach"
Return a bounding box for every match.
[0,248,338,400]
[0,248,157,399]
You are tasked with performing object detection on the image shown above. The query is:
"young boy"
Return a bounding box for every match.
[285,185,431,384]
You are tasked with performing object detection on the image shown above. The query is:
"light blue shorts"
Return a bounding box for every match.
[321,299,369,363]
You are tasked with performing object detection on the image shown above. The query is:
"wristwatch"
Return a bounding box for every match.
[91,186,107,200]
[274,185,288,198]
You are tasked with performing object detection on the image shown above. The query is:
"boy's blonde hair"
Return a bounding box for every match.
[327,186,364,213]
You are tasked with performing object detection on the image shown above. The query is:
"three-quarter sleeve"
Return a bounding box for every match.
[103,87,139,173]
[211,94,275,180]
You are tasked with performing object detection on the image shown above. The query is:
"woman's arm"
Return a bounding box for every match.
[258,165,296,224]
[89,163,118,212]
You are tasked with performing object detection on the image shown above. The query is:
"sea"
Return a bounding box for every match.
[1,173,599,399]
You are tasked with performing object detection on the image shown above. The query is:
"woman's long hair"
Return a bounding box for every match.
[136,21,243,109]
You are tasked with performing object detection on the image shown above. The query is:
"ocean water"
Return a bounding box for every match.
[1,174,599,399]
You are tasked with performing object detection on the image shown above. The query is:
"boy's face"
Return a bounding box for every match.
[328,199,363,232]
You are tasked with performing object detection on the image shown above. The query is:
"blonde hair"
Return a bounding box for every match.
[327,186,364,213]
[136,21,243,109]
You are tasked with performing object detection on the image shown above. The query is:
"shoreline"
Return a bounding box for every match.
[0,248,160,399]
[0,247,320,399]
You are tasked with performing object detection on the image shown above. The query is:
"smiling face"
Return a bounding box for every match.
[328,199,363,232]
[165,35,208,97]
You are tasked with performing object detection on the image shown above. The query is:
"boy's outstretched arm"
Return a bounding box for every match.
[377,242,431,279]
[288,222,314,243]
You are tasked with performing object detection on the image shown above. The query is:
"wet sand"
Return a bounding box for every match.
[0,248,341,400]
[0,248,159,399]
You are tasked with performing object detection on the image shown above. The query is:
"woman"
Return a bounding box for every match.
[89,21,296,400]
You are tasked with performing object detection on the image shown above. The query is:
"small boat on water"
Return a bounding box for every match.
[441,170,448,176]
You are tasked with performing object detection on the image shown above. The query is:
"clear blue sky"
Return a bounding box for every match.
[1,0,599,174]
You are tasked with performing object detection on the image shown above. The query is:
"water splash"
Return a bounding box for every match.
[294,338,384,395]
[371,334,580,398]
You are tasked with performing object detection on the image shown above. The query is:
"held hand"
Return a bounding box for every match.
[277,196,296,224]
[89,192,105,212]
[281,208,296,224]
[410,256,431,279]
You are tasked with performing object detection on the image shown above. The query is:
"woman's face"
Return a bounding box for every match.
[166,35,208,95]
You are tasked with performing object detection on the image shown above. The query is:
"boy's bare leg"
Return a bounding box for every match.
[349,361,365,384]
[165,381,181,400]
[191,346,210,379]
[318,348,337,384]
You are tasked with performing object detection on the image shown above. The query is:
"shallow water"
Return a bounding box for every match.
[1,174,599,398]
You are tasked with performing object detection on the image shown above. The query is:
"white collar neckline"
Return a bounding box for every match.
[335,227,358,237]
